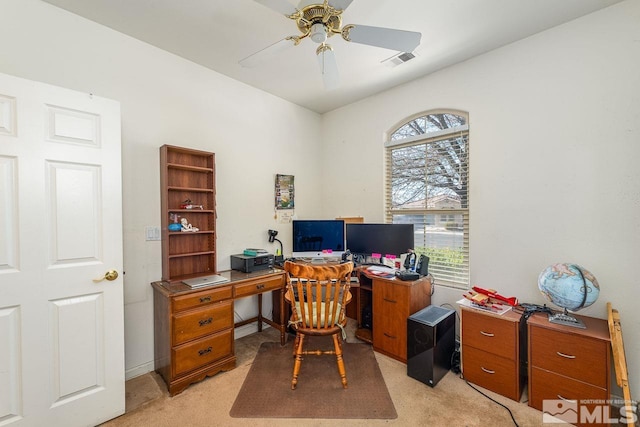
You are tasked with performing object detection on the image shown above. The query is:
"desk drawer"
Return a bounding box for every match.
[173,286,233,312]
[462,309,516,360]
[462,345,519,401]
[529,367,608,411]
[530,326,608,388]
[235,276,283,298]
[172,301,233,345]
[173,329,233,377]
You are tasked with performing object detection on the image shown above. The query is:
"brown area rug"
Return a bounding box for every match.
[229,340,397,419]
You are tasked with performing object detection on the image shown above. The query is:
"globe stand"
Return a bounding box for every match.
[548,307,586,329]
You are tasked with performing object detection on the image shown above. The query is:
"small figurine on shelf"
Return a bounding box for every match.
[168,213,182,231]
[180,199,203,210]
[180,217,199,232]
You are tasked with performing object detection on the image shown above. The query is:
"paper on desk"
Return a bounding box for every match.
[366,265,396,278]
[457,298,512,315]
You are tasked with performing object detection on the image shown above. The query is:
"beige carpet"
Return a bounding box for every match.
[103,321,547,426]
[230,341,396,419]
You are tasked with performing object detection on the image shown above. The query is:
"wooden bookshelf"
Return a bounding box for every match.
[160,145,217,282]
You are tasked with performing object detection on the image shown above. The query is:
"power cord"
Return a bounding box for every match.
[512,303,553,322]
[464,379,520,427]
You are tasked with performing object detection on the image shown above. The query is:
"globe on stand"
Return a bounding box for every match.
[537,263,600,329]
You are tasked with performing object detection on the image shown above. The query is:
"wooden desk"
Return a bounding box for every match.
[354,268,432,362]
[151,269,286,395]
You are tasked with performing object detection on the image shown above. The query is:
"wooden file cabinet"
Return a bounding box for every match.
[528,313,611,427]
[461,307,525,401]
[369,274,432,362]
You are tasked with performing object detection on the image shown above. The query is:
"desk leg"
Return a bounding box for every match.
[257,293,263,332]
[279,288,286,346]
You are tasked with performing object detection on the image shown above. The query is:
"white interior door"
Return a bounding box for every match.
[0,72,124,426]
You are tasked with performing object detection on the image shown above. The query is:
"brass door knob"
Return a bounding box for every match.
[93,270,119,282]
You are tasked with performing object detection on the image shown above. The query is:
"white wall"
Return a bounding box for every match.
[0,0,324,378]
[322,0,640,399]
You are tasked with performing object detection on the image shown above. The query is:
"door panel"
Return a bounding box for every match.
[0,72,124,427]
[46,161,102,264]
[50,293,104,404]
[0,305,22,423]
[0,155,18,272]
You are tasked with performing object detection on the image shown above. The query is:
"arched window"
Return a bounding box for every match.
[385,110,469,288]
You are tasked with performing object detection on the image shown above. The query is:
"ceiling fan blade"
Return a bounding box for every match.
[328,0,354,11]
[239,38,297,68]
[254,0,298,16]
[316,44,339,90]
[343,24,421,52]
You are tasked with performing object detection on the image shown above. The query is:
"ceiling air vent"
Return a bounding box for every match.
[382,51,416,67]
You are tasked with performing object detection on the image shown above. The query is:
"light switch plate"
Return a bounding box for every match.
[145,226,161,241]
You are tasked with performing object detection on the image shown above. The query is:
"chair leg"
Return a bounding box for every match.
[291,333,300,357]
[291,333,305,390]
[332,333,348,388]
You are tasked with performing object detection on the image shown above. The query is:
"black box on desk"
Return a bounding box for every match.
[407,305,456,387]
[230,253,274,273]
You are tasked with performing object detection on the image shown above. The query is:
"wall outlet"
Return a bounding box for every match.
[145,226,161,241]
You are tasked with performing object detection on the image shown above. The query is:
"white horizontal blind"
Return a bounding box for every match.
[385,111,469,289]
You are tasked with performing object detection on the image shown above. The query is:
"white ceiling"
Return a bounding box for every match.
[41,0,621,114]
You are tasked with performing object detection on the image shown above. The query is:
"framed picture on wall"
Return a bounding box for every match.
[275,174,294,209]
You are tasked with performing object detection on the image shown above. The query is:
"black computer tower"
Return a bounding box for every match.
[407,305,456,387]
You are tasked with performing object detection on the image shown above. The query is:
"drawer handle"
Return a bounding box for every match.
[199,317,213,326]
[481,367,495,374]
[199,296,212,303]
[480,331,495,337]
[556,351,576,359]
[198,346,212,356]
[383,298,397,304]
[557,394,577,403]
[383,332,397,339]
[256,284,265,290]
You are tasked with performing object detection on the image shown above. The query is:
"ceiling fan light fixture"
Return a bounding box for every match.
[310,23,328,43]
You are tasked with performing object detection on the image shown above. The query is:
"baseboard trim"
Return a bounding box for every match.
[125,361,155,381]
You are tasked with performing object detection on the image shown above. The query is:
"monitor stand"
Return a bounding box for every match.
[311,258,326,264]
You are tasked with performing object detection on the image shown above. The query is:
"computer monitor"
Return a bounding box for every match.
[292,219,345,260]
[346,223,414,258]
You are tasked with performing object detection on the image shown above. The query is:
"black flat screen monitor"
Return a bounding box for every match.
[346,223,414,258]
[292,219,345,259]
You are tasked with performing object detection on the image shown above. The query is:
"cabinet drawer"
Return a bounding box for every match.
[172,285,233,312]
[462,309,516,360]
[173,329,233,377]
[235,276,283,298]
[373,326,406,362]
[530,326,608,388]
[462,345,519,401]
[529,367,608,411]
[172,301,233,345]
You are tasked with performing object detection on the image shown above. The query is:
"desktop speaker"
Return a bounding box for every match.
[362,305,372,330]
[417,255,429,276]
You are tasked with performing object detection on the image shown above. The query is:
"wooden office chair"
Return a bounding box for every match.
[283,260,354,390]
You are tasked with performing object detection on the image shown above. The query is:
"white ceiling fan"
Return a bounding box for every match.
[239,0,422,90]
